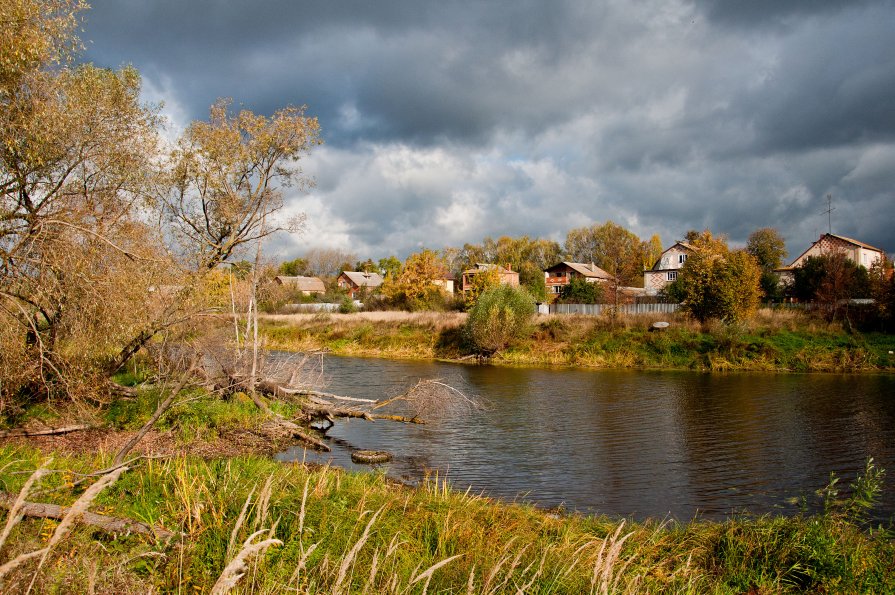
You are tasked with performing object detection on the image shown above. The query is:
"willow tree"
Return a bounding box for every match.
[1,0,166,401]
[106,100,322,375]
[165,99,320,270]
[671,231,762,323]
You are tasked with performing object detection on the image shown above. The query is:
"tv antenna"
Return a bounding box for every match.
[819,194,834,234]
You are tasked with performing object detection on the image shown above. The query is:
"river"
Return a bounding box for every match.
[275,355,895,522]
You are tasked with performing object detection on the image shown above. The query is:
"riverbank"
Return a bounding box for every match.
[1,383,893,592]
[0,441,892,593]
[261,310,895,373]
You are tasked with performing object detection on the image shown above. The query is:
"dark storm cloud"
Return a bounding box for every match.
[693,0,886,28]
[84,0,641,147]
[737,6,895,153]
[80,0,895,258]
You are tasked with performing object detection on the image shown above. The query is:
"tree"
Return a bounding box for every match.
[746,228,787,271]
[165,99,320,271]
[381,249,449,311]
[1,0,166,400]
[792,254,870,304]
[278,258,309,276]
[303,247,356,278]
[465,284,534,355]
[674,231,762,323]
[464,267,500,308]
[792,253,871,321]
[747,228,788,302]
[565,221,644,308]
[377,255,402,279]
[559,277,604,304]
[355,258,375,273]
[642,234,664,270]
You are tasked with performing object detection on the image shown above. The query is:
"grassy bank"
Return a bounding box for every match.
[0,444,892,593]
[261,310,895,373]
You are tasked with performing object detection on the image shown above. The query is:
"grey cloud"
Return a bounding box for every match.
[79,0,894,258]
[693,0,886,28]
[738,7,895,154]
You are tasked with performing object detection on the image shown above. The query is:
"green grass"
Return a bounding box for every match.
[0,445,891,593]
[261,312,895,373]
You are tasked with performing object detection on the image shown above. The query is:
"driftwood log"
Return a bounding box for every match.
[0,425,91,439]
[0,492,176,540]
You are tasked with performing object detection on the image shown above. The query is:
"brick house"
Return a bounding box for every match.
[337,271,384,299]
[775,233,885,285]
[543,262,614,298]
[460,264,519,293]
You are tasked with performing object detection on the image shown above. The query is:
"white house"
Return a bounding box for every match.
[643,242,695,296]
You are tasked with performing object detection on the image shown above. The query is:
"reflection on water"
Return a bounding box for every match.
[275,355,895,521]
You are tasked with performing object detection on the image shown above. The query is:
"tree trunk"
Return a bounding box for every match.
[0,492,177,539]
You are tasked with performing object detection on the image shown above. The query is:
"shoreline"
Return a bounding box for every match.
[0,439,892,593]
[260,310,895,374]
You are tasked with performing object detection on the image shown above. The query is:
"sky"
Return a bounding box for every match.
[81,0,895,263]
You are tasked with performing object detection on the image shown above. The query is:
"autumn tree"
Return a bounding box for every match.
[671,231,762,323]
[1,0,167,400]
[642,234,664,270]
[165,99,320,271]
[792,253,871,322]
[746,228,787,301]
[381,249,450,311]
[464,267,501,308]
[452,236,559,301]
[565,221,645,308]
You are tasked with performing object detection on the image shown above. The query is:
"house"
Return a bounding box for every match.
[775,233,885,285]
[643,242,695,296]
[337,271,384,299]
[431,273,456,294]
[543,262,615,297]
[274,275,325,296]
[461,263,519,293]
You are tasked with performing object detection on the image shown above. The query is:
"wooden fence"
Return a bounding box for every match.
[549,303,680,315]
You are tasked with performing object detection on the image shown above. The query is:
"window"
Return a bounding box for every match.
[667,271,677,281]
[679,254,687,264]
[552,285,562,293]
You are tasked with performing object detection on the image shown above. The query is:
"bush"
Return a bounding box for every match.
[465,285,535,354]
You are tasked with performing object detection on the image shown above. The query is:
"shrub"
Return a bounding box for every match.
[465,285,535,354]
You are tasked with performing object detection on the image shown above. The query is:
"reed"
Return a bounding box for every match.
[0,445,891,593]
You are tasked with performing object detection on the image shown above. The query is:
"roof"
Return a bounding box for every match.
[648,242,696,270]
[826,234,884,253]
[545,261,615,280]
[275,276,325,292]
[786,233,885,267]
[340,271,384,288]
[463,263,516,275]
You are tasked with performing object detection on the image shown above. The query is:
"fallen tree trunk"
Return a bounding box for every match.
[0,425,91,439]
[0,492,177,540]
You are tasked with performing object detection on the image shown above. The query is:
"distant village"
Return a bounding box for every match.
[271,224,889,312]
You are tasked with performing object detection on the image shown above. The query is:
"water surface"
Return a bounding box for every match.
[275,356,895,521]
